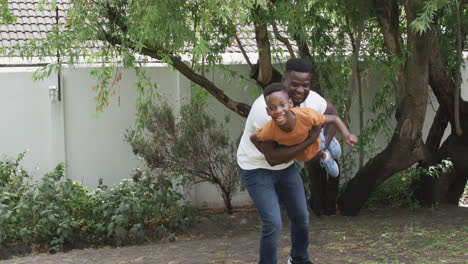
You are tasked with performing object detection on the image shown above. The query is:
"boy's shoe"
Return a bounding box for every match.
[287,257,314,264]
[327,137,342,159]
[320,150,339,177]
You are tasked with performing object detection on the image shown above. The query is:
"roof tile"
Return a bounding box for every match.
[11,9,21,16]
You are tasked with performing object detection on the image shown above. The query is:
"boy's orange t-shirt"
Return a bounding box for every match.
[255,108,325,162]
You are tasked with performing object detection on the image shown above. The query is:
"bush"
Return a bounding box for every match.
[127,101,240,214]
[365,169,421,209]
[365,160,454,209]
[94,173,193,246]
[0,153,194,255]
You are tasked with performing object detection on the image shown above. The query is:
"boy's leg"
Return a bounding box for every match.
[240,168,282,264]
[276,164,310,264]
[319,132,340,177]
[320,131,341,159]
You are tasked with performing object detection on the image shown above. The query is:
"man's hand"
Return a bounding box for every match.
[345,134,358,147]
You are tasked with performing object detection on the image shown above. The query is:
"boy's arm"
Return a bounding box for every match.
[322,100,339,149]
[250,126,321,166]
[323,115,358,146]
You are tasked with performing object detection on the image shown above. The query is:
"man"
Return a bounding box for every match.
[237,58,338,264]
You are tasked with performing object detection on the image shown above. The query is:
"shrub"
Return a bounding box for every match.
[365,159,454,209]
[0,153,194,255]
[365,169,421,209]
[94,173,193,246]
[127,101,240,214]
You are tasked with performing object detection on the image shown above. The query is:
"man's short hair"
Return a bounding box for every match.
[263,82,288,99]
[285,58,312,74]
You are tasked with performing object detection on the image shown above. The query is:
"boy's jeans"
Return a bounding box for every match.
[240,164,310,264]
[319,132,341,159]
[319,132,342,177]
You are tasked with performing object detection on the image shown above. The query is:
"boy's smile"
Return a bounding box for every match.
[265,90,295,132]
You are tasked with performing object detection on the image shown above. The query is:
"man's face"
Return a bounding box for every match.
[283,71,311,106]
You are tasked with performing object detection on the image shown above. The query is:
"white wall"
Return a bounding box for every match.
[61,66,189,187]
[0,68,55,179]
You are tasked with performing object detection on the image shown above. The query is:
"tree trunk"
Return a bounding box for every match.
[421,133,468,205]
[292,27,337,212]
[418,30,468,206]
[305,159,339,216]
[221,189,234,214]
[338,0,431,215]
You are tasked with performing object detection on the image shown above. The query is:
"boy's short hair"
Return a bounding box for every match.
[285,58,312,74]
[263,82,288,99]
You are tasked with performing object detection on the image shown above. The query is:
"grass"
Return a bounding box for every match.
[306,206,468,264]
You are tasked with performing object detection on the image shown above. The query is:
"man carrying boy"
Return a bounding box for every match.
[251,83,358,176]
[237,58,340,264]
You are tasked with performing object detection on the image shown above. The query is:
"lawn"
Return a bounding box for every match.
[1,204,466,264]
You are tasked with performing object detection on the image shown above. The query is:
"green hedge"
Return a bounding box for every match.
[0,153,194,253]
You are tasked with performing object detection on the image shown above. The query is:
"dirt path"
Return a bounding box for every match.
[1,205,467,264]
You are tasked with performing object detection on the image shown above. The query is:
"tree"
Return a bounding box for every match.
[6,0,467,215]
[338,0,468,215]
[126,100,240,214]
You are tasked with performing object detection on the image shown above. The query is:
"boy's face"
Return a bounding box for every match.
[265,90,293,127]
[282,71,311,106]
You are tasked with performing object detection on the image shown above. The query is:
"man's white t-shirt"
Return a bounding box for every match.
[237,91,327,170]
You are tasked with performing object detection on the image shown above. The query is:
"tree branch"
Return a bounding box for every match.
[103,6,251,117]
[234,31,253,70]
[293,33,322,95]
[427,19,466,137]
[293,33,311,59]
[428,31,456,119]
[344,16,364,124]
[272,21,295,59]
[426,106,449,154]
[454,0,463,135]
[375,0,402,56]
[252,7,274,87]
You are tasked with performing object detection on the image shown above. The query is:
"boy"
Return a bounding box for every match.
[250,83,358,177]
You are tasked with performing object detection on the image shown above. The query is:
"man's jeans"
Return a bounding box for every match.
[240,164,310,264]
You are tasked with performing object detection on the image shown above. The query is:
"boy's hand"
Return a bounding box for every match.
[345,134,358,146]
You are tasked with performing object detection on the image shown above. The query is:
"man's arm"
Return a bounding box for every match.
[250,125,321,166]
[322,100,339,149]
